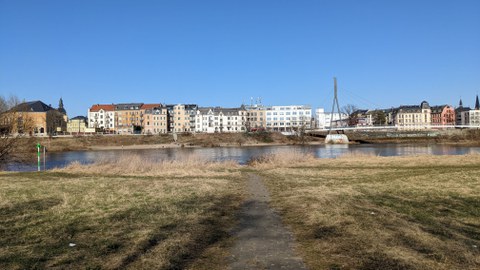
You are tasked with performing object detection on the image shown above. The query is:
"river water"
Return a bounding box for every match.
[6,143,480,172]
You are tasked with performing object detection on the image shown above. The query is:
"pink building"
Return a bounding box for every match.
[431,105,455,126]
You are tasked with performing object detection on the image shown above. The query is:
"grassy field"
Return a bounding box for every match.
[252,153,480,270]
[2,154,479,269]
[0,156,244,269]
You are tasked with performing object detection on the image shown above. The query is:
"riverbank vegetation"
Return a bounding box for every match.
[17,132,320,152]
[1,154,479,269]
[252,154,480,270]
[0,157,244,269]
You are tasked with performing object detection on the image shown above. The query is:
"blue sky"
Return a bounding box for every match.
[1,0,479,117]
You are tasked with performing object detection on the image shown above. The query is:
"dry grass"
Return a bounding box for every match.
[247,150,318,167]
[0,157,244,269]
[56,154,240,178]
[253,154,480,270]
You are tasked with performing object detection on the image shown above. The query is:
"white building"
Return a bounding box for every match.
[195,107,247,133]
[87,104,115,131]
[315,108,348,129]
[460,95,480,127]
[265,105,312,132]
[461,109,480,126]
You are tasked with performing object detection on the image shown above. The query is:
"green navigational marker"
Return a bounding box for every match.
[36,143,41,172]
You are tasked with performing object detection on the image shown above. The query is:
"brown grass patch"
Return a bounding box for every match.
[254,153,480,270]
[0,159,244,269]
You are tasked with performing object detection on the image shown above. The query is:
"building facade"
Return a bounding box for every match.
[245,105,266,131]
[114,103,144,134]
[167,104,198,133]
[1,100,67,135]
[315,108,348,129]
[393,101,432,130]
[67,116,89,133]
[88,104,115,131]
[431,105,455,126]
[195,107,247,133]
[265,105,312,132]
[142,105,168,134]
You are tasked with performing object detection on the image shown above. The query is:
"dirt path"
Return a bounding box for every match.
[229,173,307,270]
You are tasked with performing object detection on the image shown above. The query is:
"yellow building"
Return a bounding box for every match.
[67,116,88,133]
[245,105,266,131]
[0,100,67,136]
[393,101,432,130]
[114,103,144,134]
[167,104,198,133]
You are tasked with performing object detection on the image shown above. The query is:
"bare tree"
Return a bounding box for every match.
[0,96,8,113]
[342,104,359,126]
[0,95,33,168]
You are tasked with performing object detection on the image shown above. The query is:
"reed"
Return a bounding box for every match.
[57,154,240,177]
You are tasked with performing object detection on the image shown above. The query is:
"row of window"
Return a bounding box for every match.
[266,117,307,121]
[266,111,311,116]
[266,122,309,126]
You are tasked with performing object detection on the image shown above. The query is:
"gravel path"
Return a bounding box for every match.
[229,173,307,270]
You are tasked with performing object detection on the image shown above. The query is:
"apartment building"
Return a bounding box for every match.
[114,103,144,134]
[143,105,168,134]
[460,95,480,126]
[245,105,266,131]
[393,101,431,130]
[265,105,312,132]
[195,106,247,133]
[167,104,198,133]
[88,104,115,131]
[315,108,348,129]
[431,105,455,126]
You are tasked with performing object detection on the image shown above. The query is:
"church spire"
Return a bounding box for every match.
[475,94,480,110]
[58,97,67,114]
[459,98,463,108]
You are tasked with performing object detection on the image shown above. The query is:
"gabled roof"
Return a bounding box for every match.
[70,116,88,121]
[396,105,422,113]
[430,105,453,114]
[10,101,55,113]
[89,104,115,112]
[197,107,244,116]
[141,103,162,110]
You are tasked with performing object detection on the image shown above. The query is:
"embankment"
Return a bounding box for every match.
[20,132,321,152]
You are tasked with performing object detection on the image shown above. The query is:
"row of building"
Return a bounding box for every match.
[317,97,479,130]
[1,95,479,136]
[86,103,312,134]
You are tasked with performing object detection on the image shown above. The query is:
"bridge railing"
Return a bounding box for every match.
[309,124,480,132]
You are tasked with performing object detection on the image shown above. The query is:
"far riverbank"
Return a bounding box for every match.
[15,129,480,153]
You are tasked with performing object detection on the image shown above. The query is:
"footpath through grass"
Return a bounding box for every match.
[0,157,244,270]
[2,153,480,269]
[252,154,480,270]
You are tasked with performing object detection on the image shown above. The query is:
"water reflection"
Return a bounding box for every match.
[6,144,480,172]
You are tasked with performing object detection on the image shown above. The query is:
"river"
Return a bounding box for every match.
[6,143,480,172]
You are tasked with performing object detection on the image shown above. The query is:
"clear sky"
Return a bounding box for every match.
[1,0,479,117]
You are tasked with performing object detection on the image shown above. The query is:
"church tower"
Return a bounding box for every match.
[58,97,67,115]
